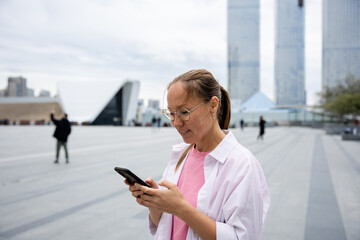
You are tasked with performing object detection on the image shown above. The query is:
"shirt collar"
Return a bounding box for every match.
[207,130,237,164]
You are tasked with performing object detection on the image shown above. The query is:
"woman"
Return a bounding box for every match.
[126,69,270,239]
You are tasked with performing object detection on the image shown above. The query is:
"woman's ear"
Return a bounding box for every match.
[210,96,219,115]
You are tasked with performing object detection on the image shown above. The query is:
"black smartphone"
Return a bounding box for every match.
[114,167,151,188]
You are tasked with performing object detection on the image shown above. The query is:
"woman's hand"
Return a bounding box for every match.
[125,177,162,226]
[132,180,216,239]
[124,177,159,199]
[135,180,187,216]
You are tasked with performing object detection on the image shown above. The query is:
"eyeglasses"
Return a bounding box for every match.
[162,101,206,121]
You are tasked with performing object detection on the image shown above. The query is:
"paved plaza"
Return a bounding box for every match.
[0,126,359,240]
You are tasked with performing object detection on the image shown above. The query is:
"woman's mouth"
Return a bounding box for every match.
[178,129,190,135]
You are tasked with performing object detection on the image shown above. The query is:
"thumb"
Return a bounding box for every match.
[145,177,159,189]
[158,180,175,190]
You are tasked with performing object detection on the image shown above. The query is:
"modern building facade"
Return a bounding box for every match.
[322,0,360,89]
[227,0,260,104]
[91,81,140,126]
[275,0,306,106]
[58,80,140,125]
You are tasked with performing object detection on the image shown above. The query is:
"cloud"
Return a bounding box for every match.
[0,0,227,100]
[0,0,322,108]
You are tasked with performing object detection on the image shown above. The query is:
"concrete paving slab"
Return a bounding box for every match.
[0,126,359,239]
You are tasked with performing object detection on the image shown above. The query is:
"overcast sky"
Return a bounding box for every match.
[0,0,322,111]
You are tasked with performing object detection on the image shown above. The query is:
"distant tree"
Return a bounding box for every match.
[319,74,360,120]
[324,93,360,117]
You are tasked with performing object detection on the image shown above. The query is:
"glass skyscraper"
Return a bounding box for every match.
[227,0,260,104]
[275,0,306,106]
[322,0,360,89]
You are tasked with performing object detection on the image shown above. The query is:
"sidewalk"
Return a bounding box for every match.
[0,126,359,239]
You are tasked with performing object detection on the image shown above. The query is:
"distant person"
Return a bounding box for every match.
[152,116,157,128]
[157,117,161,128]
[257,115,266,141]
[240,118,244,130]
[354,118,359,135]
[50,112,71,164]
[354,118,359,126]
[125,69,269,239]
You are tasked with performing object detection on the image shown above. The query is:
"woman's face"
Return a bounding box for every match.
[167,82,215,145]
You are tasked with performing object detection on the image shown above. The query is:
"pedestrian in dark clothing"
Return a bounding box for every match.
[152,116,157,128]
[240,119,244,131]
[51,112,71,163]
[157,117,161,128]
[257,116,266,141]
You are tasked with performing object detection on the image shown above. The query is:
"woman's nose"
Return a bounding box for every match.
[172,114,183,127]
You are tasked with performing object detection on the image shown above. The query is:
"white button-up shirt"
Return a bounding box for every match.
[149,130,270,239]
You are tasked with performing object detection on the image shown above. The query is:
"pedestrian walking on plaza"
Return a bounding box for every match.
[257,115,266,141]
[152,116,157,128]
[50,112,71,164]
[240,118,244,130]
[157,116,161,128]
[125,69,270,239]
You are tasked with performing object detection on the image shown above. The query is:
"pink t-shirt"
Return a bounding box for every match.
[171,146,208,240]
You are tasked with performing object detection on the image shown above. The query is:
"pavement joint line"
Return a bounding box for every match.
[304,134,347,240]
[0,189,126,238]
[0,143,168,186]
[0,171,113,205]
[330,135,360,175]
[0,135,176,163]
[262,133,304,179]
[252,129,298,156]
[1,172,162,207]
[0,172,162,238]
[238,128,290,150]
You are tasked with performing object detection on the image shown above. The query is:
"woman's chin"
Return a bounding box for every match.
[181,135,194,144]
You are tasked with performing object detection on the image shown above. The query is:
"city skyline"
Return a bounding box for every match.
[0,0,322,110]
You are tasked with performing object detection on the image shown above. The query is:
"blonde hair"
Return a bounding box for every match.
[168,69,231,171]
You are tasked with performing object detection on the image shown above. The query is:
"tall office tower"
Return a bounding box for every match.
[275,0,305,106]
[322,0,360,89]
[227,0,260,104]
[7,76,27,97]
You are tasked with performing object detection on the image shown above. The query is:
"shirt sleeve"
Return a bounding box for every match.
[50,114,59,125]
[148,215,158,236]
[215,156,268,240]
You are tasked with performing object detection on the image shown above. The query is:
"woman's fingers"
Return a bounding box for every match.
[145,177,159,189]
[135,183,157,196]
[124,179,131,186]
[125,181,146,199]
[134,181,185,215]
[158,180,176,190]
